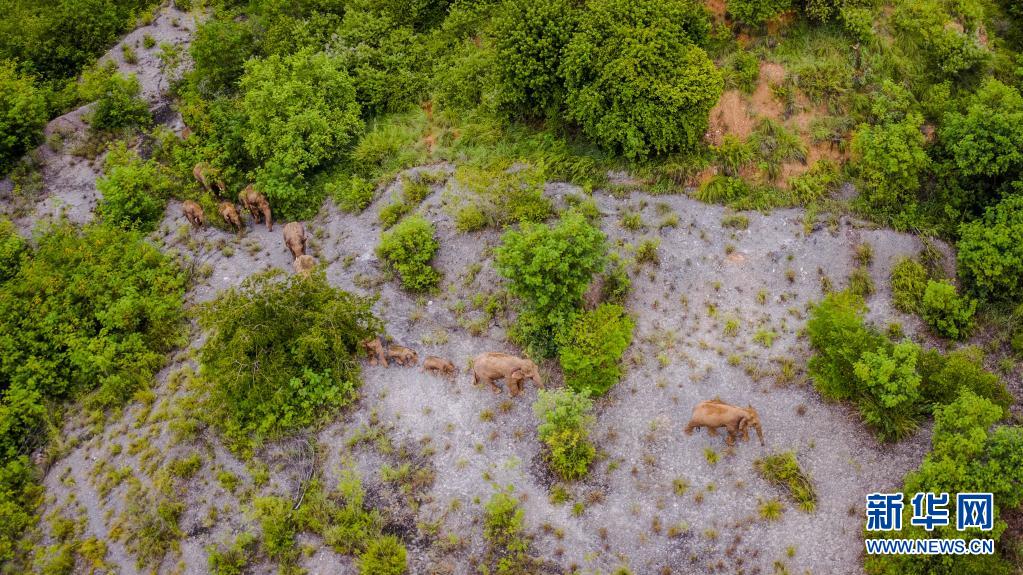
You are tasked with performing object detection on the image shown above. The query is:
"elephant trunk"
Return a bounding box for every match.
[755,423,764,446]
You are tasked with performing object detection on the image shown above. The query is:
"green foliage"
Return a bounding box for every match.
[482,488,533,573]
[853,341,923,442]
[359,536,407,575]
[892,0,989,80]
[921,280,976,340]
[96,142,173,232]
[559,0,721,159]
[749,118,806,180]
[726,50,760,94]
[956,194,1023,301]
[919,347,1012,414]
[329,174,377,213]
[451,165,554,230]
[556,304,634,396]
[80,65,151,132]
[0,219,26,280]
[729,0,793,26]
[890,257,928,314]
[240,48,364,217]
[207,533,257,575]
[806,291,885,401]
[533,389,596,480]
[495,210,606,357]
[296,472,385,555]
[189,16,257,97]
[0,61,48,175]
[376,214,441,291]
[851,114,929,216]
[197,271,380,450]
[254,496,298,563]
[754,452,817,513]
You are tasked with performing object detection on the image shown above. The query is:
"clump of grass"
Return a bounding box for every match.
[754,452,817,513]
[672,478,690,496]
[758,498,785,521]
[621,212,645,231]
[704,448,719,466]
[753,329,777,347]
[848,266,875,298]
[635,238,660,265]
[721,213,749,230]
[854,242,874,267]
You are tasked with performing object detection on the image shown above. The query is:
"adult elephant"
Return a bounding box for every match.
[471,352,543,397]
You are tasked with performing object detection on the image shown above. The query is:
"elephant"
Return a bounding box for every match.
[217,202,242,233]
[423,356,456,379]
[471,352,543,397]
[362,337,388,366]
[386,345,418,367]
[239,185,272,231]
[283,222,306,259]
[293,254,316,278]
[182,200,204,228]
[684,400,764,446]
[193,162,226,195]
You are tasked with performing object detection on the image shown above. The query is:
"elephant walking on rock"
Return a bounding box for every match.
[684,400,764,446]
[471,352,543,397]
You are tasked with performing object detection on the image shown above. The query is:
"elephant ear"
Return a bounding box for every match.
[737,415,749,430]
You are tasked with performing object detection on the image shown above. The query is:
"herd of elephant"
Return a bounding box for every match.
[360,338,765,447]
[180,162,316,276]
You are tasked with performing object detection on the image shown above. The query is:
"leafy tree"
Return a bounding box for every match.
[358,536,407,575]
[240,49,363,216]
[557,304,634,396]
[919,346,1012,414]
[495,210,607,356]
[893,0,989,80]
[850,114,930,215]
[921,279,976,340]
[96,142,173,232]
[491,0,578,117]
[198,271,380,451]
[956,194,1023,301]
[376,215,441,292]
[333,7,433,115]
[889,257,927,314]
[0,61,48,175]
[729,0,793,26]
[0,219,25,281]
[190,16,258,97]
[853,341,923,441]
[806,290,886,401]
[78,64,151,132]
[533,389,596,480]
[559,0,721,158]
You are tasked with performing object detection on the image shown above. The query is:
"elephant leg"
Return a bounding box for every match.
[725,431,736,446]
[487,378,502,394]
[707,427,719,436]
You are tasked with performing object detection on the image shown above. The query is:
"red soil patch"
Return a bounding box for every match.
[706,90,754,145]
[777,140,849,187]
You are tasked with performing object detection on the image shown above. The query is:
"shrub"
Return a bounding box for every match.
[455,203,488,233]
[495,210,607,356]
[890,257,927,313]
[358,536,407,575]
[481,488,532,572]
[559,0,721,158]
[920,347,1012,413]
[377,215,441,291]
[0,62,48,175]
[727,50,760,93]
[957,193,1023,302]
[96,142,172,232]
[940,79,1023,188]
[190,16,258,96]
[921,280,976,340]
[492,0,578,116]
[81,66,151,132]
[254,496,297,562]
[241,49,363,216]
[754,452,817,512]
[198,271,380,450]
[207,533,256,575]
[557,304,634,396]
[533,389,596,480]
[853,341,923,442]
[806,290,887,401]
[0,219,25,280]
[729,0,793,26]
[329,174,376,213]
[851,114,930,215]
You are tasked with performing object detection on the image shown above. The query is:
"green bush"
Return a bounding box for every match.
[492,0,578,116]
[921,280,976,340]
[754,452,817,512]
[729,0,792,26]
[893,0,989,80]
[851,114,930,215]
[956,194,1023,302]
[940,79,1023,192]
[254,496,298,562]
[0,223,184,562]
[329,174,376,213]
[557,304,635,396]
[454,203,488,233]
[377,214,441,292]
[533,389,596,480]
[81,66,151,132]
[495,210,606,356]
[358,536,407,575]
[207,533,256,575]
[806,291,886,401]
[726,50,760,93]
[0,219,26,280]
[198,271,380,450]
[0,61,48,175]
[189,16,258,97]
[559,0,721,158]
[96,142,173,232]
[853,341,923,442]
[240,49,364,217]
[890,257,928,314]
[919,347,1012,413]
[481,488,532,572]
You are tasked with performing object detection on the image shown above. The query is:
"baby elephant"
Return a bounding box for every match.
[387,345,418,367]
[239,185,273,231]
[471,352,543,397]
[218,202,242,233]
[293,254,316,277]
[362,337,388,366]
[182,200,204,228]
[423,356,456,379]
[684,400,764,446]
[283,222,306,259]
